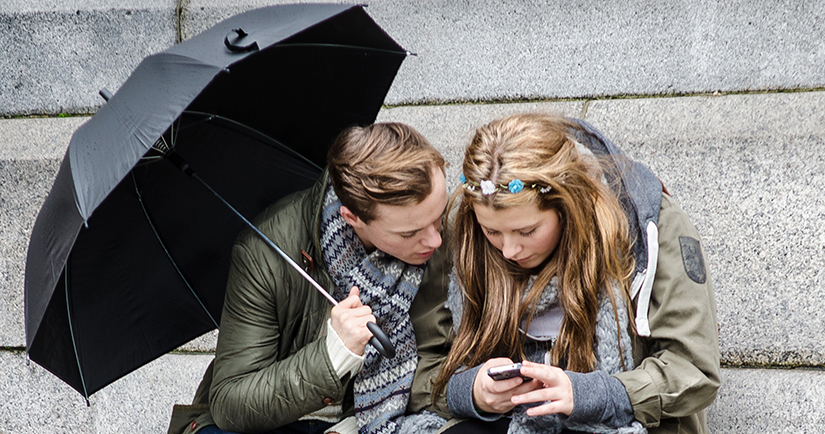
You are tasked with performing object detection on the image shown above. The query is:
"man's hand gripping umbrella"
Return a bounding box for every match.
[165,150,396,359]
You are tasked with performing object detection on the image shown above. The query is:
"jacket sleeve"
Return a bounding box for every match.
[613,194,721,428]
[406,243,454,419]
[446,365,502,421]
[208,237,345,432]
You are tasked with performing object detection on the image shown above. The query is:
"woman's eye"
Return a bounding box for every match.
[483,229,500,236]
[400,233,416,239]
[520,228,536,237]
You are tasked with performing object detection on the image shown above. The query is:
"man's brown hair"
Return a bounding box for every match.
[327,122,445,223]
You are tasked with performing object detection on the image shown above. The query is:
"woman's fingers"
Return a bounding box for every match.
[524,399,572,417]
[473,358,524,413]
[510,361,575,416]
[518,360,560,385]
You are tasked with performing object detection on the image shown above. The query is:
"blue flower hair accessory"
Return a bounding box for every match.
[459,174,551,195]
[508,179,524,193]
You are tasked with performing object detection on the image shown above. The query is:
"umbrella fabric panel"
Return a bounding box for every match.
[29,118,322,396]
[279,5,405,53]
[28,214,217,396]
[187,45,405,169]
[26,275,85,394]
[25,155,85,347]
[70,54,224,221]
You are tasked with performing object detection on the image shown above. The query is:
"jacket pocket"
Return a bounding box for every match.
[167,404,213,434]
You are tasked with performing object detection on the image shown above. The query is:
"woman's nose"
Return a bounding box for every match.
[501,237,521,259]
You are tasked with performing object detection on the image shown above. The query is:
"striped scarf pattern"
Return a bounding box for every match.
[320,183,422,434]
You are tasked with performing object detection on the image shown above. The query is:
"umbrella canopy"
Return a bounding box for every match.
[25,4,407,401]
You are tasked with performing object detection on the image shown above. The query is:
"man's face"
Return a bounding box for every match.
[344,168,447,265]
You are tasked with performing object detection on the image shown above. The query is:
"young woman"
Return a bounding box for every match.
[434,113,720,434]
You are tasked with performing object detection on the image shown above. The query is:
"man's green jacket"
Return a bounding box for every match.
[168,172,452,433]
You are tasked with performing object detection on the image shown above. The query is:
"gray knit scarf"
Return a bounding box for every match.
[447,272,646,434]
[320,183,428,434]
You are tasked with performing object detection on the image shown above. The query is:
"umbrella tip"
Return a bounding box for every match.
[99,88,114,102]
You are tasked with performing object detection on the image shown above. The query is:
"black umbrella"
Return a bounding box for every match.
[24,4,406,402]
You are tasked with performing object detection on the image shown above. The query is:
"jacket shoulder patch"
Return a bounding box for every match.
[679,236,706,284]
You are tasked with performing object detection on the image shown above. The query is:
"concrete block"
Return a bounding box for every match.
[708,367,825,433]
[0,1,177,116]
[7,345,824,434]
[8,0,815,115]
[180,0,288,41]
[184,0,825,105]
[0,350,212,434]
[585,92,825,366]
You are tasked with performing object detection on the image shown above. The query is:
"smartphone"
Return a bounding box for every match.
[487,362,532,381]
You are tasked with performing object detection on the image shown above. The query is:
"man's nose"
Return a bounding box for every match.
[420,223,442,249]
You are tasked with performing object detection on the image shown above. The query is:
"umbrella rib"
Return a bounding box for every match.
[64,267,91,406]
[274,42,409,57]
[131,173,220,330]
[181,111,324,172]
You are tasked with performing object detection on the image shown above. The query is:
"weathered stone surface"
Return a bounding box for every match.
[0,1,176,116]
[707,367,825,433]
[6,0,824,115]
[183,0,825,106]
[0,350,212,434]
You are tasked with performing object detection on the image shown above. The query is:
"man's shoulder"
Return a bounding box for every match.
[237,183,322,248]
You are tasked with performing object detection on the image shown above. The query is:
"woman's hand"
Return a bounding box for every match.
[510,360,575,416]
[473,358,541,414]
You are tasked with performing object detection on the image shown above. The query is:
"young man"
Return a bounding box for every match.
[168,123,452,434]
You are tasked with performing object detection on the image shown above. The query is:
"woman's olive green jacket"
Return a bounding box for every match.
[168,173,452,434]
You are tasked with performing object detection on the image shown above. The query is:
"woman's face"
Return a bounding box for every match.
[473,202,562,269]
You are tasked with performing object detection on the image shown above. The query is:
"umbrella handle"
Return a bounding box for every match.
[367,322,396,359]
[224,28,259,53]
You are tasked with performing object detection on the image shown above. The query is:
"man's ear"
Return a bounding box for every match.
[339,206,364,228]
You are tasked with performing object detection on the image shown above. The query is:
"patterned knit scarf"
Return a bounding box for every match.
[320,183,423,434]
[447,273,646,434]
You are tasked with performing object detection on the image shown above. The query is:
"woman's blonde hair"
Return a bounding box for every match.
[434,113,634,396]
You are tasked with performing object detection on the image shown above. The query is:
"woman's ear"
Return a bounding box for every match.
[339,205,364,228]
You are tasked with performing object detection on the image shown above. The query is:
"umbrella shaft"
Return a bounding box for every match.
[191,173,339,306]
